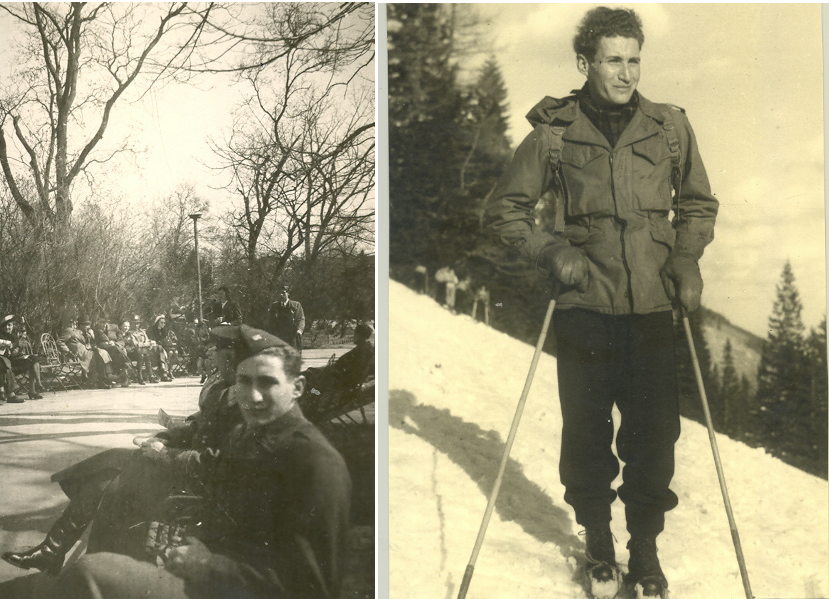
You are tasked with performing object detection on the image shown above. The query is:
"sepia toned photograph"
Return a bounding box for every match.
[0,3,375,599]
[387,4,826,599]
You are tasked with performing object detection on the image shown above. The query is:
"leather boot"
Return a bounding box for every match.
[2,503,92,575]
[583,525,620,599]
[626,536,668,598]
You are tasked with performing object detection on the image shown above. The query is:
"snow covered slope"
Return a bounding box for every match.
[389,280,828,599]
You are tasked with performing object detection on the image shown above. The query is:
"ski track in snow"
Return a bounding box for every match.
[389,281,828,599]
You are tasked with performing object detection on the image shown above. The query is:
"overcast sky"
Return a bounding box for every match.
[0,6,248,217]
[468,3,825,338]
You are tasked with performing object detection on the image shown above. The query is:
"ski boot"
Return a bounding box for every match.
[626,536,669,599]
[583,525,621,599]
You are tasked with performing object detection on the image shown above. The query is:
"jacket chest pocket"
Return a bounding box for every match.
[559,144,611,216]
[630,135,673,210]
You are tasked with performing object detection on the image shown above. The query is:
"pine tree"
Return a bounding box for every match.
[755,260,808,453]
[804,317,828,470]
[388,4,464,267]
[719,339,741,436]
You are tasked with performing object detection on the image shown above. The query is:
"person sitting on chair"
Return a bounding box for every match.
[299,322,375,422]
[0,315,45,400]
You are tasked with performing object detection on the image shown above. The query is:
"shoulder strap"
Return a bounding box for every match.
[547,125,568,233]
[660,108,684,210]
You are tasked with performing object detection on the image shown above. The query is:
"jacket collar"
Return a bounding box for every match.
[528,90,667,149]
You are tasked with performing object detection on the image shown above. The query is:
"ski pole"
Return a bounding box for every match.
[457,298,556,599]
[681,308,754,599]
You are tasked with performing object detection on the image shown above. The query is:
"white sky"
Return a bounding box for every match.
[0,5,249,217]
[469,3,825,338]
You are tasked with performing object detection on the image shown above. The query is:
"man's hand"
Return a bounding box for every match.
[539,244,589,292]
[660,251,703,312]
[133,435,169,459]
[165,537,213,580]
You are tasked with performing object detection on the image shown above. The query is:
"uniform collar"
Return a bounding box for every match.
[561,89,664,149]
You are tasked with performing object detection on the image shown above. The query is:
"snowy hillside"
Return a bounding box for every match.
[389,280,828,599]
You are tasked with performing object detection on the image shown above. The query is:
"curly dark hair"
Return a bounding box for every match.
[573,7,644,61]
[257,344,302,380]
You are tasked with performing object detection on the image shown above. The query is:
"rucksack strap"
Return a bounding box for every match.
[660,109,684,216]
[547,125,567,233]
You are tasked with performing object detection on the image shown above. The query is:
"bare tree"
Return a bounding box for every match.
[207,3,374,284]
[0,2,211,229]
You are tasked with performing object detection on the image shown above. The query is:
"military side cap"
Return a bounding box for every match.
[238,324,289,360]
[1,315,14,325]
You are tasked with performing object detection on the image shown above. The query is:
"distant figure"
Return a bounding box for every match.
[58,317,110,389]
[0,315,40,401]
[471,286,491,325]
[268,285,306,352]
[94,317,133,387]
[125,316,155,384]
[434,267,458,309]
[299,323,375,423]
[213,286,241,326]
[148,315,174,381]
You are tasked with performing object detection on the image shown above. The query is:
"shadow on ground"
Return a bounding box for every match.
[390,389,593,592]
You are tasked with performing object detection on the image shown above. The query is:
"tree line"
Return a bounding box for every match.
[0,3,374,339]
[388,4,827,478]
[681,261,828,479]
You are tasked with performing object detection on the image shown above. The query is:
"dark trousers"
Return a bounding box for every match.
[554,308,680,538]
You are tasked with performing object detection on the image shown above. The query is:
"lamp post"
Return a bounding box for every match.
[189,213,204,324]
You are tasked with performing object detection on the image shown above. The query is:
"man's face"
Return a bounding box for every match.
[235,354,304,427]
[578,36,640,106]
[280,289,289,303]
[1,321,12,334]
[121,322,130,333]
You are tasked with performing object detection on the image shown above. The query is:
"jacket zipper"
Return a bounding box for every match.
[609,153,634,311]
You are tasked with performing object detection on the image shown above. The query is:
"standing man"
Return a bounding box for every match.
[487,8,718,599]
[268,284,306,352]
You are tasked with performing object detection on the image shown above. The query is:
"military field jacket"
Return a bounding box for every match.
[488,93,719,315]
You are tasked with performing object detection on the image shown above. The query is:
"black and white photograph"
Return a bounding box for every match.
[387,4,826,599]
[0,3,375,599]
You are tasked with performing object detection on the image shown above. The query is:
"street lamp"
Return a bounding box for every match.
[189,213,204,324]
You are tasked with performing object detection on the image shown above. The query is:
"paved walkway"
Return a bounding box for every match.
[0,347,353,586]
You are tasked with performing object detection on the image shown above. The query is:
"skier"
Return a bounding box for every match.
[487,7,718,598]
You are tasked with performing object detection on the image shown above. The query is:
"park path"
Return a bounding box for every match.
[0,347,352,584]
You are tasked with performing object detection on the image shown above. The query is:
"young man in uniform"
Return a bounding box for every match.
[488,7,718,598]
[51,326,351,599]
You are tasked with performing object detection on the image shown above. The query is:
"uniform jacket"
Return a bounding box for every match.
[197,405,351,599]
[268,300,306,342]
[488,92,718,315]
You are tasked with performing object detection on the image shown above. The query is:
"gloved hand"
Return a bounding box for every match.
[539,243,589,292]
[660,251,703,312]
